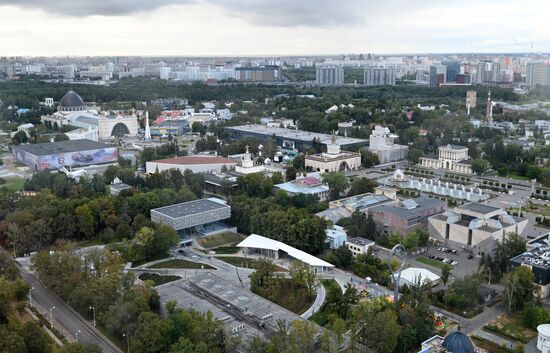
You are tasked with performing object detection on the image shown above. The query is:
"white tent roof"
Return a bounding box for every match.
[396,267,440,285]
[237,234,334,268]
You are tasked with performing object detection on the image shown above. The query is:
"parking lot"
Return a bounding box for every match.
[406,245,481,280]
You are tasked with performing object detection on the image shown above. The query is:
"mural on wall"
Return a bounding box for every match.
[15,148,118,170]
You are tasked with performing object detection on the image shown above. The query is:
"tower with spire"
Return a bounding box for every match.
[144,111,151,140]
[486,90,493,123]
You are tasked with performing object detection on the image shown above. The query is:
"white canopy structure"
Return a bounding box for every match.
[393,267,440,288]
[237,234,334,272]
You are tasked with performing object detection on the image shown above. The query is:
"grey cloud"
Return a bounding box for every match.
[0,0,434,27]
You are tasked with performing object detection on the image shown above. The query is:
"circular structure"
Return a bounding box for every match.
[537,324,550,353]
[58,91,87,112]
[442,332,475,353]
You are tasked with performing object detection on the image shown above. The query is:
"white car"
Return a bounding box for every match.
[451,260,458,266]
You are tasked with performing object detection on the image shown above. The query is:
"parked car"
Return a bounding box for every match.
[451,249,457,254]
[451,260,458,266]
[467,254,474,259]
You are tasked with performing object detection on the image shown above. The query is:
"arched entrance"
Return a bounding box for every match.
[111,123,130,137]
[445,161,450,169]
[339,161,349,171]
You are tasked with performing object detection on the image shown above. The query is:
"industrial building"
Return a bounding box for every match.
[150,120,190,137]
[12,139,118,171]
[145,155,238,174]
[429,203,528,256]
[225,124,367,152]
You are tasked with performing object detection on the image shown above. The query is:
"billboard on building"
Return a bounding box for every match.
[15,147,118,170]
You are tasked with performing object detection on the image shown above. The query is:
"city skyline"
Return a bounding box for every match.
[0,0,549,56]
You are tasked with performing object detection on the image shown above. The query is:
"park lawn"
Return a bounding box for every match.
[148,259,215,270]
[525,203,550,217]
[197,232,245,249]
[416,256,454,270]
[258,279,315,315]
[471,336,513,353]
[213,246,240,254]
[485,313,538,344]
[215,256,286,271]
[0,177,25,192]
[138,273,182,286]
[131,252,170,267]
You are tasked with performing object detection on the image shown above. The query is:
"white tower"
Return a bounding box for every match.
[144,111,151,140]
[241,145,254,168]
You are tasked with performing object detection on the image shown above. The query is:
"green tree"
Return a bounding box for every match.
[441,265,452,287]
[322,172,349,200]
[54,133,70,142]
[503,266,535,312]
[407,148,424,164]
[470,158,490,175]
[360,149,380,168]
[347,177,377,196]
[11,131,28,144]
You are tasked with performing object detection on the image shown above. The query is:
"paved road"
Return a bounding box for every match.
[12,257,121,353]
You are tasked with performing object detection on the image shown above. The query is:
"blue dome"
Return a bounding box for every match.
[442,332,474,353]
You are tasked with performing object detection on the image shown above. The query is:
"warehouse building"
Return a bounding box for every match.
[225,124,367,152]
[145,155,238,174]
[12,139,118,171]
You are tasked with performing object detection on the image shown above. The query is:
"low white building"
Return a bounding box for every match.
[305,136,361,173]
[146,155,238,174]
[345,237,374,257]
[325,225,347,249]
[420,144,473,174]
[538,324,550,353]
[393,267,440,288]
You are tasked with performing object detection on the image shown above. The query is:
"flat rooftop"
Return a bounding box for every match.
[459,203,501,215]
[346,237,374,247]
[13,139,111,156]
[151,155,238,165]
[226,124,367,146]
[510,243,550,270]
[157,272,316,341]
[151,198,229,219]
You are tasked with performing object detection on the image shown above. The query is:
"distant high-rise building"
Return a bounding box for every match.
[364,68,396,86]
[316,66,344,86]
[526,62,550,87]
[442,61,460,82]
[466,90,476,115]
[235,66,281,82]
[429,66,438,88]
[159,66,171,80]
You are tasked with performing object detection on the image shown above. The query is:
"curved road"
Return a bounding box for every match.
[13,258,121,353]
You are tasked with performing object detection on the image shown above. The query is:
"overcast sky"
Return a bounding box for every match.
[0,0,549,56]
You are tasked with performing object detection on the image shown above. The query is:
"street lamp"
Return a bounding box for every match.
[122,331,130,353]
[49,306,55,328]
[75,329,81,342]
[29,287,34,307]
[89,306,96,327]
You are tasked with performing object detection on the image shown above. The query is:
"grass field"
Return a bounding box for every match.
[0,177,25,192]
[257,279,315,315]
[485,313,538,344]
[197,232,244,249]
[131,252,170,267]
[416,256,453,270]
[524,203,550,217]
[138,273,182,286]
[213,246,240,254]
[148,259,215,269]
[471,336,513,353]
